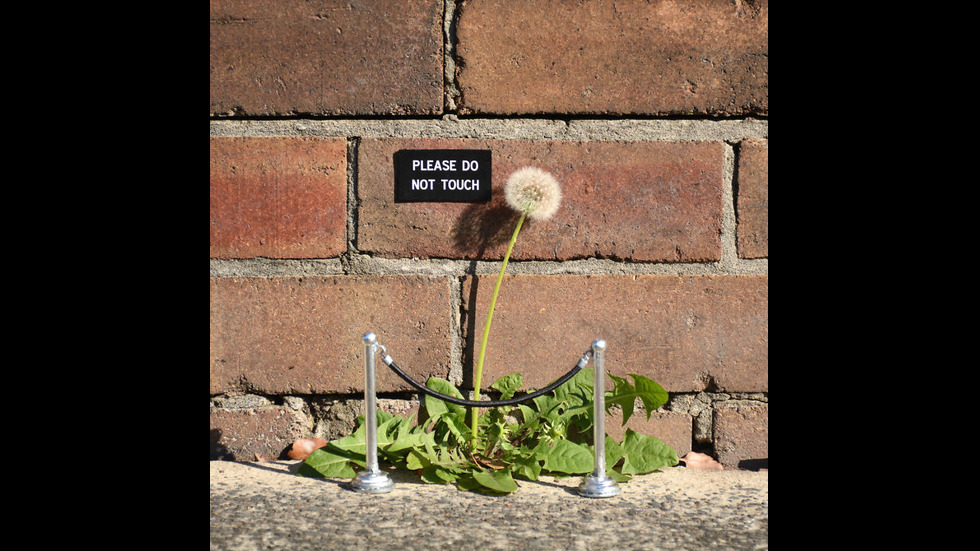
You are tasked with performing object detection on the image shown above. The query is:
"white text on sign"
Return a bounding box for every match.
[411,159,481,172]
[411,178,481,191]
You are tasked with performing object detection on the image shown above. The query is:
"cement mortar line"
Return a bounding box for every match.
[209,117,767,143]
[719,142,738,271]
[212,391,768,425]
[447,275,465,387]
[345,138,360,258]
[442,0,461,113]
[209,256,767,278]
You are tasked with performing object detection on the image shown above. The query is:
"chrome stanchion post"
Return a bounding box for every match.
[350,332,394,494]
[578,339,621,498]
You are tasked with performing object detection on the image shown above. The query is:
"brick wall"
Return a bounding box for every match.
[210,0,768,469]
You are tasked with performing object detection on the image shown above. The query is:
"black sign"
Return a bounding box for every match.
[394,149,492,203]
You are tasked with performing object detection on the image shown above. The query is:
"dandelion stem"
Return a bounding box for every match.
[471,210,527,447]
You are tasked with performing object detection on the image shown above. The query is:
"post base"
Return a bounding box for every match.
[577,474,621,498]
[350,470,394,494]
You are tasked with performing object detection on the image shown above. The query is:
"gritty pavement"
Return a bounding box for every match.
[210,460,768,550]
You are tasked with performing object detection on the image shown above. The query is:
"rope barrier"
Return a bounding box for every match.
[380,349,592,408]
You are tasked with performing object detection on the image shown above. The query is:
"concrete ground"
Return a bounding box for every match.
[210,460,768,550]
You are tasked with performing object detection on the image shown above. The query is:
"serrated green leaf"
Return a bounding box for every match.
[375,409,395,425]
[386,428,423,453]
[517,404,538,424]
[424,377,467,419]
[438,411,471,444]
[405,449,428,470]
[390,412,415,437]
[490,373,523,400]
[535,439,594,475]
[598,435,631,481]
[606,373,636,424]
[606,468,631,482]
[422,430,439,460]
[327,427,366,456]
[552,368,594,406]
[604,434,624,469]
[481,420,505,456]
[472,469,519,494]
[297,447,358,478]
[558,403,593,427]
[620,429,679,475]
[327,411,404,454]
[606,373,669,425]
[496,425,519,453]
[532,394,564,420]
[509,451,542,481]
[455,474,482,492]
[351,410,396,435]
[421,465,459,484]
[375,417,402,448]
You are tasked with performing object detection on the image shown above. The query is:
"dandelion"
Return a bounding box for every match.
[504,167,562,221]
[471,167,562,446]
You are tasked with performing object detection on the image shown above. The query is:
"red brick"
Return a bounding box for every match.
[210,406,309,461]
[462,275,767,393]
[210,276,453,395]
[210,0,443,116]
[737,139,768,259]
[358,138,723,261]
[210,137,347,259]
[713,404,768,470]
[456,0,768,116]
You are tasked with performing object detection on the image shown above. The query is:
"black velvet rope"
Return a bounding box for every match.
[382,354,590,408]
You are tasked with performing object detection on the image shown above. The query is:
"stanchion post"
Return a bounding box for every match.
[350,332,394,494]
[577,339,621,498]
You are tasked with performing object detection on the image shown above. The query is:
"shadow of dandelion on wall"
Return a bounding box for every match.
[450,167,564,447]
[449,194,554,381]
[451,199,519,391]
[450,199,523,260]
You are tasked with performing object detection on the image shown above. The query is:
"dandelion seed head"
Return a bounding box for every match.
[504,167,562,221]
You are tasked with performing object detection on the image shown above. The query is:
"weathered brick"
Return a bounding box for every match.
[210,137,347,259]
[462,275,767,393]
[456,0,768,116]
[210,0,443,116]
[210,406,309,461]
[358,138,723,261]
[210,276,453,395]
[737,139,768,259]
[313,398,422,442]
[713,404,768,470]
